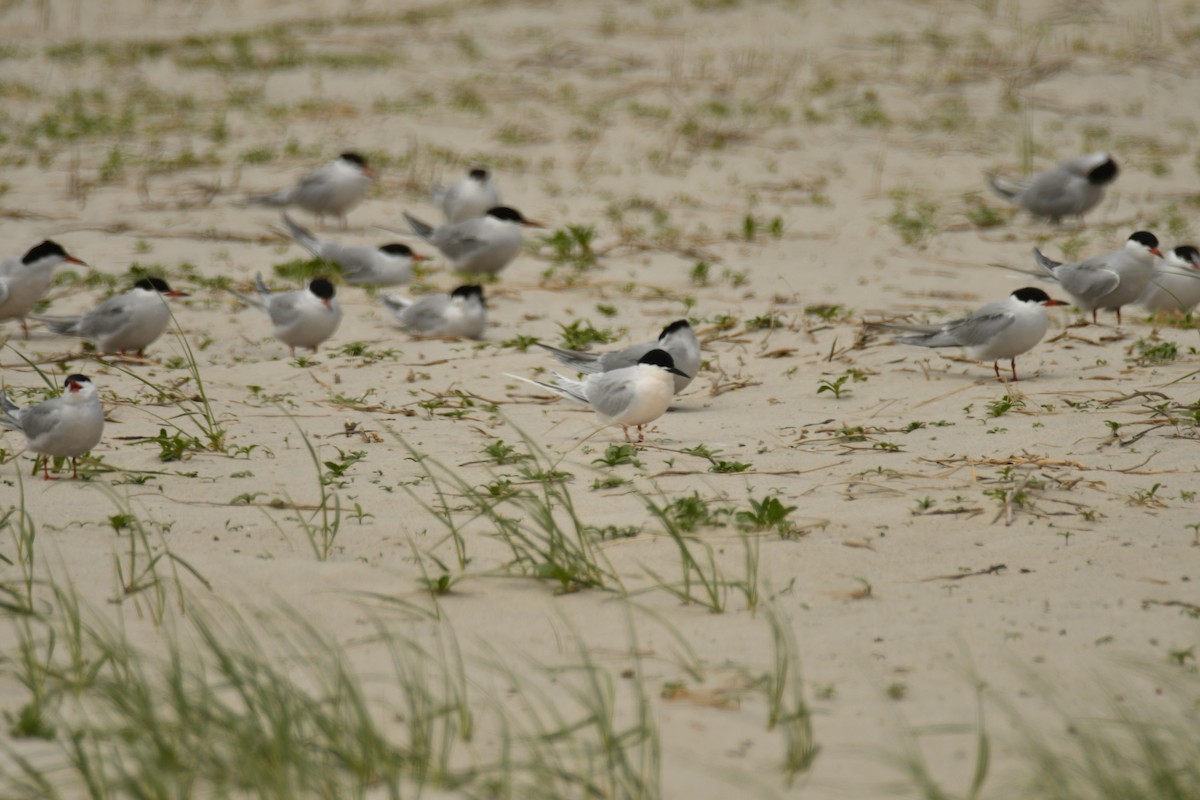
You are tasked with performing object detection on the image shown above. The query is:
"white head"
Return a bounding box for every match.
[1125,231,1162,259]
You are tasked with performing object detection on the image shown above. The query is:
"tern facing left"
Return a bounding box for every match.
[282,213,425,287]
[34,277,188,356]
[875,287,1065,382]
[1033,230,1161,325]
[432,168,501,223]
[1138,245,1200,313]
[507,349,688,443]
[234,275,343,356]
[1,374,104,480]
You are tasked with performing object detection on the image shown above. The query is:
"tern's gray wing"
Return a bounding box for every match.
[266,293,306,327]
[429,220,490,261]
[936,307,1017,347]
[403,212,436,242]
[581,371,635,419]
[1055,262,1121,303]
[398,295,452,334]
[8,398,63,440]
[313,242,376,275]
[71,293,144,338]
[596,342,656,372]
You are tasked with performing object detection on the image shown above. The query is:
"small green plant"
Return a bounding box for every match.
[483,439,530,466]
[736,495,798,535]
[538,224,598,272]
[1131,338,1178,365]
[592,444,643,468]
[140,428,203,462]
[556,319,619,350]
[817,374,851,398]
[987,394,1024,418]
[499,334,541,351]
[886,190,940,247]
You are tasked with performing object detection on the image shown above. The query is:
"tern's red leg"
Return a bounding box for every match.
[993,361,1002,381]
[1010,359,1019,382]
[1116,307,1123,325]
[621,426,630,442]
[636,425,646,444]
[1092,309,1098,325]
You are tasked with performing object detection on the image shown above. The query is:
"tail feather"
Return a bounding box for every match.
[248,189,290,207]
[403,211,435,241]
[29,314,82,336]
[282,213,320,257]
[0,391,19,426]
[381,295,413,314]
[986,173,1032,204]
[1032,247,1061,275]
[505,373,588,405]
[534,342,601,374]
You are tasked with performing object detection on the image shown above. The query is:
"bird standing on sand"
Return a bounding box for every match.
[0,241,87,338]
[234,275,343,356]
[34,277,188,357]
[1,374,104,480]
[249,152,375,229]
[432,168,501,223]
[381,284,487,339]
[987,152,1118,223]
[507,349,689,443]
[281,213,425,288]
[536,320,701,394]
[403,206,541,277]
[1139,245,1200,314]
[1033,230,1160,325]
[875,287,1065,382]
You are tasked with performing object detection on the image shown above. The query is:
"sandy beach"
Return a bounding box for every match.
[1,0,1198,796]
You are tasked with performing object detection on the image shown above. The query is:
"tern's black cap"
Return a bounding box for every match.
[1011,287,1051,303]
[1129,231,1159,250]
[22,240,69,264]
[309,277,337,299]
[469,168,490,181]
[1087,157,1118,185]
[638,348,688,377]
[659,319,692,340]
[451,284,486,306]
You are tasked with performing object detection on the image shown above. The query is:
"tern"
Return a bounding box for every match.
[281,213,425,288]
[988,152,1118,223]
[249,152,375,229]
[34,277,188,357]
[403,206,541,276]
[536,319,700,394]
[507,349,689,443]
[1138,245,1200,314]
[1033,230,1161,324]
[1,374,104,480]
[432,167,501,223]
[234,275,343,356]
[381,285,486,339]
[876,287,1065,382]
[0,241,87,338]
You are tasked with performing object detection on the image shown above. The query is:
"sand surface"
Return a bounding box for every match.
[1,0,1199,796]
